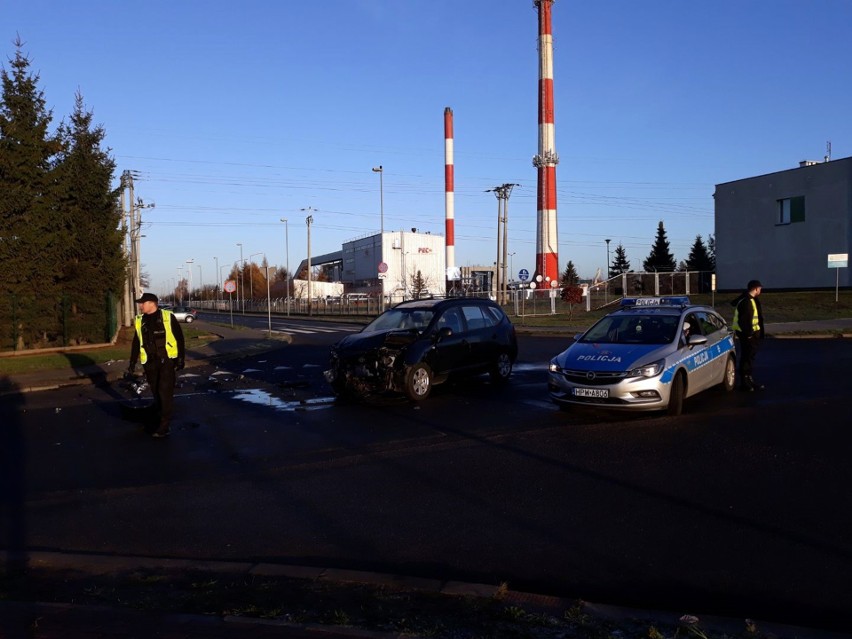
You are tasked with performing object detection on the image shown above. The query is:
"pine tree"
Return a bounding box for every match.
[685,235,713,272]
[0,39,62,348]
[560,260,579,287]
[642,221,677,272]
[53,91,124,343]
[707,233,716,271]
[610,243,631,277]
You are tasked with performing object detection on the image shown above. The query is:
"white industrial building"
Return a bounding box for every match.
[294,229,446,303]
[343,229,446,302]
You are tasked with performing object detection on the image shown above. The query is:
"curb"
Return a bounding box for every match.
[4,551,849,639]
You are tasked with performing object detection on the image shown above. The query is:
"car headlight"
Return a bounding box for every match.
[628,359,664,378]
[548,360,561,373]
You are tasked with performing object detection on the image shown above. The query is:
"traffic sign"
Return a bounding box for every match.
[518,268,529,281]
[378,261,388,273]
[223,279,236,293]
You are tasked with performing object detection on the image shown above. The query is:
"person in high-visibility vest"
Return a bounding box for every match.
[127,292,185,437]
[731,279,765,391]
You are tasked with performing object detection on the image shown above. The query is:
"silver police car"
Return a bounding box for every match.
[548,297,736,416]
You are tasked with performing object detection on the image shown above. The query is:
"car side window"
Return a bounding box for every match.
[696,311,723,335]
[461,306,488,331]
[482,306,501,327]
[437,307,464,333]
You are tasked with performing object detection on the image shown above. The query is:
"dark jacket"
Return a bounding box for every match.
[730,292,764,339]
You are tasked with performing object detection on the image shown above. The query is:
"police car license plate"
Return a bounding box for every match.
[573,387,609,399]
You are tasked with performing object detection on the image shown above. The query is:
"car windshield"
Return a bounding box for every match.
[581,314,679,345]
[363,308,435,334]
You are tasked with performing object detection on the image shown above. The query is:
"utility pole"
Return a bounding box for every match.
[486,183,518,305]
[301,207,317,314]
[121,170,154,324]
[280,218,290,316]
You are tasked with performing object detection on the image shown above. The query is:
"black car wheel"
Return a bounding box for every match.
[404,363,432,401]
[490,351,513,383]
[185,315,194,323]
[667,370,686,416]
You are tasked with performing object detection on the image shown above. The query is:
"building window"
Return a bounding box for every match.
[778,196,805,225]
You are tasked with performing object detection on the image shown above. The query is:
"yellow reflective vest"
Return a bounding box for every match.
[134,309,179,364]
[732,297,760,334]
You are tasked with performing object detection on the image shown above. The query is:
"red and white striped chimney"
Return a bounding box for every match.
[533,0,559,284]
[444,107,455,278]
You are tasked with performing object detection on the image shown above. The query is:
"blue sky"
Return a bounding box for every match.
[5,0,852,294]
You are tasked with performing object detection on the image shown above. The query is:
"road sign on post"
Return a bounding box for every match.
[518,268,529,282]
[828,253,848,302]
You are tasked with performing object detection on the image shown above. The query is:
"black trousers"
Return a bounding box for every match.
[737,333,760,379]
[143,357,176,430]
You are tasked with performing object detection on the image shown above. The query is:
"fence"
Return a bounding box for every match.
[0,291,119,353]
[186,271,714,322]
[511,271,714,318]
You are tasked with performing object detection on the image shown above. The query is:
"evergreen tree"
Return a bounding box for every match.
[409,270,430,299]
[707,233,716,271]
[685,235,713,272]
[610,242,631,277]
[0,39,62,348]
[560,260,579,287]
[53,91,124,343]
[642,221,677,272]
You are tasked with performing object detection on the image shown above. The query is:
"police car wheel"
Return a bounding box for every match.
[720,355,736,392]
[667,371,685,417]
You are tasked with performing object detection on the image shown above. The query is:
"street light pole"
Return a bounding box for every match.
[372,166,384,235]
[220,263,230,314]
[305,213,314,316]
[605,239,611,279]
[214,256,219,311]
[197,264,203,306]
[185,259,194,305]
[236,243,243,313]
[249,252,263,309]
[280,218,290,316]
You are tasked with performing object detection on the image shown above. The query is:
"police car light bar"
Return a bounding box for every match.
[620,296,690,307]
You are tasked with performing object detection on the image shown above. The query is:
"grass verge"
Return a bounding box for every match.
[0,327,214,376]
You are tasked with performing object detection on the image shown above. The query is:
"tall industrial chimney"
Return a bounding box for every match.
[444,107,455,282]
[533,0,559,284]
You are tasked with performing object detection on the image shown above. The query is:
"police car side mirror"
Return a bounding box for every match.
[687,334,708,347]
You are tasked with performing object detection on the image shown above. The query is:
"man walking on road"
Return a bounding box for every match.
[127,293,185,437]
[731,279,765,391]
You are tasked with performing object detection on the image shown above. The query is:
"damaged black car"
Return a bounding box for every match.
[324,298,518,401]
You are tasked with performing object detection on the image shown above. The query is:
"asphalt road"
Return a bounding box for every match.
[3,322,852,631]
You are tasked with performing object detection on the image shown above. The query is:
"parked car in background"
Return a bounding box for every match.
[170,306,198,323]
[548,296,736,416]
[325,297,518,401]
